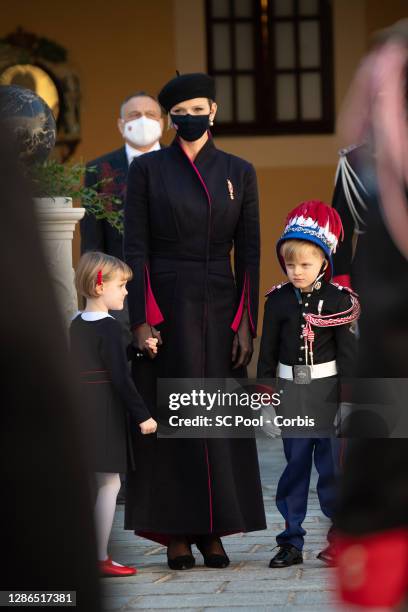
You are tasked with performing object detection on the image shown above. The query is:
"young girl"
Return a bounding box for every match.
[71,251,158,577]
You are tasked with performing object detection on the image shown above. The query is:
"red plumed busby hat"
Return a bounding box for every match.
[276,200,344,280]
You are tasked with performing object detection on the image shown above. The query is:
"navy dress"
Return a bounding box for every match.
[70,314,150,473]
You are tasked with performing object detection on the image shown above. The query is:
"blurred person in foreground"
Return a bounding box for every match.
[333,20,408,609]
[0,123,100,606]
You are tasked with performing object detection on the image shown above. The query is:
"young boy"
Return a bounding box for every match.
[257,200,359,568]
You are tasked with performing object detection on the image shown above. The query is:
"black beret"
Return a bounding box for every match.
[158,73,216,112]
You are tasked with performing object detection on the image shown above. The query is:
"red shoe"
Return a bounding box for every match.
[317,545,336,567]
[98,557,137,577]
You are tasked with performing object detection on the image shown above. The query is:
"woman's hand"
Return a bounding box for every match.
[232,309,253,369]
[133,323,162,359]
[139,417,158,434]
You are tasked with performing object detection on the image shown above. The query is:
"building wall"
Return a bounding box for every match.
[366,0,407,38]
[0,0,177,159]
[0,0,177,265]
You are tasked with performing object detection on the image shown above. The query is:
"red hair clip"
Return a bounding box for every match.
[96,270,103,285]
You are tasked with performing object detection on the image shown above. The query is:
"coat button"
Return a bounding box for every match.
[307,294,311,297]
[300,346,305,350]
[301,324,305,328]
[298,357,303,362]
[305,302,309,307]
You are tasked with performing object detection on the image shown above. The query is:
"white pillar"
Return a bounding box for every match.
[35,197,85,326]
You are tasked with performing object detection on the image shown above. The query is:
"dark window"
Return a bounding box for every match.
[205,0,334,135]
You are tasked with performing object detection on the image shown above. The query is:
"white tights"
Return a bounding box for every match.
[94,472,121,562]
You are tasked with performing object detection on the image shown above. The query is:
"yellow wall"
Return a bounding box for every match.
[0,0,176,160]
[366,0,407,38]
[0,0,176,261]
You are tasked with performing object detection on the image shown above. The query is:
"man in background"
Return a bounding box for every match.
[80,91,164,259]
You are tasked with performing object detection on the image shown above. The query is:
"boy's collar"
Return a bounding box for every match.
[291,278,326,300]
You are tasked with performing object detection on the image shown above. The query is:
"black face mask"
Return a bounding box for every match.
[170,113,210,142]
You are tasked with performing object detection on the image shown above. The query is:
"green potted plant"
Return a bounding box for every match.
[27,159,123,326]
[29,159,123,233]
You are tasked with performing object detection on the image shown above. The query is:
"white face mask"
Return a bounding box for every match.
[123,116,162,147]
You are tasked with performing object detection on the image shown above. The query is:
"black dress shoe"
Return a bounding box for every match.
[167,539,195,570]
[269,545,303,568]
[167,553,195,570]
[196,536,230,568]
[317,545,335,566]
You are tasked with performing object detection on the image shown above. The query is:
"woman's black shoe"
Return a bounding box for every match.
[196,536,230,568]
[167,538,195,570]
[269,544,303,568]
[167,553,195,570]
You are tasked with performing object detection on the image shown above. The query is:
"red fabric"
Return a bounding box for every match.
[246,274,256,336]
[335,529,408,607]
[231,272,256,335]
[144,265,164,326]
[254,383,277,402]
[231,277,246,333]
[285,200,344,242]
[332,274,352,289]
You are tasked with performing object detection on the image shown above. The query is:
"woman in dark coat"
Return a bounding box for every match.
[124,73,266,569]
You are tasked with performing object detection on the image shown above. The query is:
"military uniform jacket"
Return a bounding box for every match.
[331,144,374,291]
[257,280,357,379]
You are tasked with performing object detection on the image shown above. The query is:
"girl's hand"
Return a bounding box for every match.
[139,417,157,435]
[145,337,159,354]
[133,324,162,359]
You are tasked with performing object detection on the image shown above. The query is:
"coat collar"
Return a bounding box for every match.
[291,278,327,302]
[72,311,115,321]
[172,133,216,166]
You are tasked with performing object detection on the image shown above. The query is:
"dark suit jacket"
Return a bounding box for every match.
[80,147,128,259]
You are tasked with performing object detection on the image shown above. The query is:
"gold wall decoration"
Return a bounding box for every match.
[0,27,81,161]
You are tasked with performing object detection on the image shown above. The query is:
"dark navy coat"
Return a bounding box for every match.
[123,136,266,543]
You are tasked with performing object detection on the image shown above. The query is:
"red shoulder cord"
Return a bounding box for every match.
[302,291,361,367]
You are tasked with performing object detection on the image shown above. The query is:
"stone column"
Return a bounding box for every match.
[35,197,85,326]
